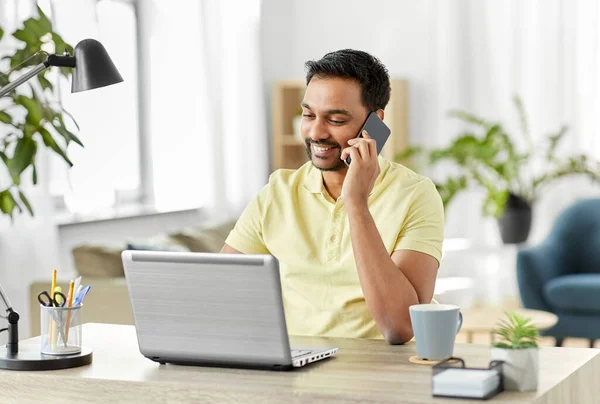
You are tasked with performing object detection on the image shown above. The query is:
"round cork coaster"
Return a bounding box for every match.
[409,356,460,366]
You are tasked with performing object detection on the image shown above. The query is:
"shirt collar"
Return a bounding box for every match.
[302,156,389,195]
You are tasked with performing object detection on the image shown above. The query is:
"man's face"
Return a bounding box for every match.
[300,77,370,171]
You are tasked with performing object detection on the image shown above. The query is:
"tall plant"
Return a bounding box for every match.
[0,6,81,219]
[397,95,600,217]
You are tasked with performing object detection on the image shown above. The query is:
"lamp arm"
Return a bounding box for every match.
[0,284,19,355]
[0,61,50,98]
[0,51,77,98]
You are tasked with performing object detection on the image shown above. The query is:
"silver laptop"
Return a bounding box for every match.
[122,251,338,370]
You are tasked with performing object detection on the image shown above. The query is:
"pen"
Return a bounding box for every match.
[74,285,91,306]
[73,276,82,300]
[65,280,75,342]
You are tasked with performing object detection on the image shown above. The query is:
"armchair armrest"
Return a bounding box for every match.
[516,242,567,311]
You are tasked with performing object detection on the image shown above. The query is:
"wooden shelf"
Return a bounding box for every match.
[271,79,409,172]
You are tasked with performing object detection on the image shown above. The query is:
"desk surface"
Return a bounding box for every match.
[1,323,598,403]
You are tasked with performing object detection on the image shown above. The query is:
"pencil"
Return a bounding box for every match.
[49,269,57,347]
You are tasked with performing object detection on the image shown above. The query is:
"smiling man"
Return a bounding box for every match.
[221,49,444,344]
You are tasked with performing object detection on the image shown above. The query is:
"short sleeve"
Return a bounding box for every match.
[393,178,444,263]
[224,184,271,254]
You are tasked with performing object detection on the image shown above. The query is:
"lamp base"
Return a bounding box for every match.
[0,344,92,370]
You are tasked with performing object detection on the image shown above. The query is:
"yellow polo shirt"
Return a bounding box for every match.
[225,157,444,339]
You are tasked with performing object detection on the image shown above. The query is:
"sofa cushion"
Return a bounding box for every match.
[544,274,600,313]
[126,233,190,252]
[170,220,236,253]
[72,245,126,277]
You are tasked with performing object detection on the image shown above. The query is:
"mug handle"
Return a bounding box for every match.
[456,311,463,335]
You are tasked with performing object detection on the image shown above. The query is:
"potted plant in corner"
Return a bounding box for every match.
[0,6,80,220]
[396,95,600,244]
[490,311,539,392]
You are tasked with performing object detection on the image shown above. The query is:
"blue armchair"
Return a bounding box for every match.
[517,198,600,347]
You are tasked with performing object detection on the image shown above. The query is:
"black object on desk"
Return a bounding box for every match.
[0,345,93,371]
[432,357,504,400]
[0,283,93,371]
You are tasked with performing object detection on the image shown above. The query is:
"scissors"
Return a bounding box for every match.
[38,290,67,307]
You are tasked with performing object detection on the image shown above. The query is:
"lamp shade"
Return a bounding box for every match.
[71,39,123,93]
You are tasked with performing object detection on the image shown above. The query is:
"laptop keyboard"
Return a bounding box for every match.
[291,349,312,357]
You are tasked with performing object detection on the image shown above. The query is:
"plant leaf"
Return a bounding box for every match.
[38,126,73,166]
[10,136,37,181]
[0,152,10,180]
[436,176,469,207]
[18,190,34,216]
[0,26,4,42]
[60,109,80,131]
[38,71,53,92]
[8,47,40,69]
[32,163,38,185]
[546,125,568,162]
[12,26,38,45]
[51,33,74,78]
[395,146,422,161]
[52,119,84,148]
[0,111,12,124]
[15,95,44,126]
[448,110,490,128]
[0,189,18,217]
[36,6,53,33]
[492,311,539,348]
[513,95,529,141]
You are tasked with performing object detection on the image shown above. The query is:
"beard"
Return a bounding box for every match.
[304,139,347,172]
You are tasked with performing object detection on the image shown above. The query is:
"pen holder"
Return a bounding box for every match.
[40,305,83,355]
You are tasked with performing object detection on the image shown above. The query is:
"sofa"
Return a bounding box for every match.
[29,219,236,336]
[516,198,600,347]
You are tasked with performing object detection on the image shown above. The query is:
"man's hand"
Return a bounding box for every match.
[340,131,381,206]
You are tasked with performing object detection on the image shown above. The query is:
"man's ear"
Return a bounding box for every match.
[375,109,385,120]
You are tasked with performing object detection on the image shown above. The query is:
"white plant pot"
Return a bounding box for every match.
[292,115,303,144]
[490,347,539,392]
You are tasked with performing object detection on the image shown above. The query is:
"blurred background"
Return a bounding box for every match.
[1,0,599,346]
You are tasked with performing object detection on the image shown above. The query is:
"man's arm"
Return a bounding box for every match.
[341,130,441,345]
[347,203,438,345]
[219,183,271,255]
[220,244,243,254]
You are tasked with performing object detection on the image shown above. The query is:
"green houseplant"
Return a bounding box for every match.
[490,311,539,391]
[396,95,600,243]
[0,6,80,219]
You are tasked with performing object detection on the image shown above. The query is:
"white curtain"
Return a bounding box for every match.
[141,0,268,217]
[430,0,600,244]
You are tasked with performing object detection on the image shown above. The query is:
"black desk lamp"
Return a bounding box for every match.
[0,284,19,355]
[0,38,123,97]
[0,38,119,370]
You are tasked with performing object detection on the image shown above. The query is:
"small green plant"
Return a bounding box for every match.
[492,311,539,349]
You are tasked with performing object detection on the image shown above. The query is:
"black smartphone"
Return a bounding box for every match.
[344,112,391,165]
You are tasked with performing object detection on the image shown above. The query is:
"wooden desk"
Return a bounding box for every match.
[1,323,598,403]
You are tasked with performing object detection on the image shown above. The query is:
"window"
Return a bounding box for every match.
[46,0,140,215]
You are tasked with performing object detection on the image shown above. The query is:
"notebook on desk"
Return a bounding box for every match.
[122,251,338,370]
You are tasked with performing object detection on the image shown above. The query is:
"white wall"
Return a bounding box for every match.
[260,0,486,240]
[260,0,600,245]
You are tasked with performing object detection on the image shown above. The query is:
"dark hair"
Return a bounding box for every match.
[305,49,391,112]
